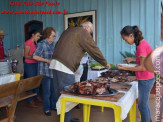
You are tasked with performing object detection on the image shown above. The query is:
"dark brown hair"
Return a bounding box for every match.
[28,29,40,40]
[120,25,144,46]
[42,27,56,39]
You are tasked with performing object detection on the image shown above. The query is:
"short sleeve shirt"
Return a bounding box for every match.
[24,39,37,63]
[136,40,154,80]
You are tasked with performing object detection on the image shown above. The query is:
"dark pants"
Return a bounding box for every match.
[42,76,57,112]
[53,69,75,122]
[80,63,88,81]
[24,62,40,103]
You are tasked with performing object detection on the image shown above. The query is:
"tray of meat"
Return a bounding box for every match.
[64,81,119,97]
[100,70,129,78]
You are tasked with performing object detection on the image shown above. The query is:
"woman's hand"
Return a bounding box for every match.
[123,57,136,64]
[116,63,126,70]
[33,55,51,64]
[46,59,51,64]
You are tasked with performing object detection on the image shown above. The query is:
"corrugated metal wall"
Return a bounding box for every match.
[0,0,162,64]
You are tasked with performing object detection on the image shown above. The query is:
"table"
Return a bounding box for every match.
[0,73,20,85]
[57,82,138,122]
[87,69,108,80]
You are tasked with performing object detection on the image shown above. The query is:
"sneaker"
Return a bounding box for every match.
[70,118,79,122]
[28,101,38,108]
[75,104,81,109]
[44,111,51,116]
[35,97,42,102]
[50,108,57,111]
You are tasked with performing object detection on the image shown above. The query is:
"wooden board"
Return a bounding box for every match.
[0,92,37,108]
[61,91,125,102]
[61,82,135,102]
[110,82,132,91]
[18,92,36,101]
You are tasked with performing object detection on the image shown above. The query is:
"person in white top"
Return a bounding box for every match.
[80,53,89,81]
[74,61,83,82]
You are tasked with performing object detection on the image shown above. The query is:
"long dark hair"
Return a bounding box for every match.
[27,29,40,40]
[120,25,144,46]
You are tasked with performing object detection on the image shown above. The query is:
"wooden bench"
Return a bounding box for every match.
[0,80,20,122]
[0,75,43,122]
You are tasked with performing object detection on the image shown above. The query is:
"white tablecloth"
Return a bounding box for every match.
[56,81,138,120]
[0,74,17,85]
[87,69,108,80]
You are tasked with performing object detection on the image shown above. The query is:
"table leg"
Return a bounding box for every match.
[83,104,91,122]
[83,104,88,122]
[60,98,66,122]
[87,105,91,122]
[128,100,136,122]
[101,107,104,112]
[113,105,122,122]
[15,74,20,81]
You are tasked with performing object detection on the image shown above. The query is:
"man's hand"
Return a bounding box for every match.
[106,64,110,70]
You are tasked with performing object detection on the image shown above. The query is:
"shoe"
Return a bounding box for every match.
[75,104,81,109]
[50,108,57,111]
[35,97,42,102]
[44,111,51,116]
[70,118,79,122]
[28,101,38,108]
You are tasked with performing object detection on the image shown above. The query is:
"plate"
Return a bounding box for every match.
[91,68,106,71]
[119,64,137,68]
[92,89,119,97]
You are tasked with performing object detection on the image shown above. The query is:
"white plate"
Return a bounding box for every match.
[119,64,137,68]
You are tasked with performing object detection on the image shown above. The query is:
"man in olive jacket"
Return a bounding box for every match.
[49,22,110,122]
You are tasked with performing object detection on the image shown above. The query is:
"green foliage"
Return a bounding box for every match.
[120,51,136,64]
[120,51,136,58]
[110,64,118,70]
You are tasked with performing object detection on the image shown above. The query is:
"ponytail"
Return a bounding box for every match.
[120,25,144,46]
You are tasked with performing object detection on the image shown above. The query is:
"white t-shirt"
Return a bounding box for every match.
[49,59,74,74]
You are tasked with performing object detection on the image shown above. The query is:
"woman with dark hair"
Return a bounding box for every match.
[24,30,41,107]
[117,26,155,122]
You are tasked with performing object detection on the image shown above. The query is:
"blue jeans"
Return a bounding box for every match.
[53,69,75,122]
[24,62,40,103]
[138,78,155,122]
[42,76,57,112]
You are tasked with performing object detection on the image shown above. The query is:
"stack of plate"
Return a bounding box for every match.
[119,64,137,68]
[0,62,12,75]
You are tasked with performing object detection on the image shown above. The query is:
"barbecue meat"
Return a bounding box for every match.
[69,81,110,95]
